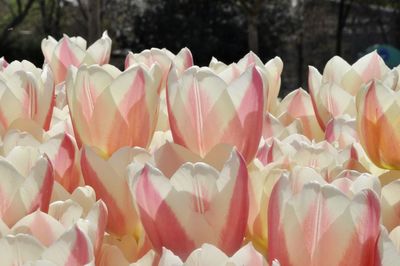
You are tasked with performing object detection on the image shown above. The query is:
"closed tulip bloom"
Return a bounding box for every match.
[262,113,302,141]
[42,31,111,85]
[356,70,400,169]
[268,175,381,266]
[2,126,82,193]
[0,156,53,227]
[80,146,151,237]
[274,88,324,141]
[0,225,94,266]
[66,63,161,156]
[0,60,54,131]
[125,47,193,92]
[167,65,263,163]
[210,52,282,112]
[130,149,249,260]
[309,51,389,129]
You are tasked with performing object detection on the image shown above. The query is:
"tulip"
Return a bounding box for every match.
[2,126,82,193]
[80,146,151,237]
[167,64,264,163]
[210,52,282,112]
[125,47,193,92]
[0,156,53,227]
[308,51,389,129]
[255,138,295,166]
[0,225,94,265]
[159,243,269,266]
[268,174,381,266]
[262,113,302,141]
[130,149,249,260]
[274,88,323,141]
[66,63,161,156]
[42,31,112,84]
[247,161,285,253]
[0,60,54,131]
[356,70,400,169]
[2,200,107,256]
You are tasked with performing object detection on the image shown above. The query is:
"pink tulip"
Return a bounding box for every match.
[2,126,82,193]
[66,63,161,156]
[3,200,107,257]
[0,225,94,265]
[268,175,381,266]
[210,52,283,112]
[80,146,151,236]
[0,156,53,227]
[247,161,285,253]
[274,88,324,141]
[308,51,389,129]
[125,47,193,92]
[159,243,269,266]
[262,113,302,141]
[356,72,400,169]
[167,64,264,163]
[131,149,249,260]
[42,31,112,84]
[0,60,54,131]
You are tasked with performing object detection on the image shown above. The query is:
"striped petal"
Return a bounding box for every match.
[276,88,323,141]
[268,175,381,266]
[67,64,160,156]
[168,65,263,162]
[11,210,64,247]
[84,31,111,65]
[41,225,94,266]
[51,35,86,84]
[40,133,81,193]
[80,146,142,236]
[356,80,400,169]
[0,156,53,227]
[131,149,248,260]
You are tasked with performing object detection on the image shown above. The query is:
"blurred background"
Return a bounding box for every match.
[0,0,399,94]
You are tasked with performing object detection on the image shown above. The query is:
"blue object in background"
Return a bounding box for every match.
[364,44,400,68]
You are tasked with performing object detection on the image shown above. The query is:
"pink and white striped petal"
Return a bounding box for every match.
[131,149,249,260]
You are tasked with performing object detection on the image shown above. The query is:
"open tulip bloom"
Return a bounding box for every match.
[2,32,400,265]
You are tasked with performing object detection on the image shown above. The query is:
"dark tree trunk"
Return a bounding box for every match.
[88,0,101,43]
[336,0,352,56]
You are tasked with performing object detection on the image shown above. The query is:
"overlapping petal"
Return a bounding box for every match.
[131,149,249,260]
[167,65,263,162]
[42,32,111,84]
[67,64,161,156]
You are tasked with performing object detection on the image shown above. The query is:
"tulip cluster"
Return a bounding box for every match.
[0,31,400,266]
